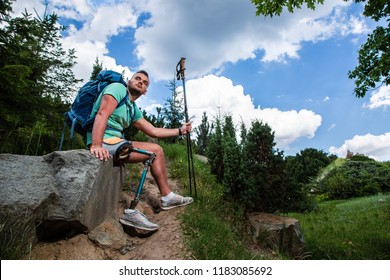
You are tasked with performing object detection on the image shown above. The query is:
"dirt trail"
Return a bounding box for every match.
[28,171,193,260]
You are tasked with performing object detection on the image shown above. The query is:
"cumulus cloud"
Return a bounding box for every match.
[329,133,390,161]
[14,0,139,84]
[183,75,322,149]
[135,0,361,79]
[13,0,367,82]
[363,85,390,109]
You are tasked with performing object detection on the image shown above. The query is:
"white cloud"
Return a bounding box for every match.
[134,0,362,79]
[13,0,367,83]
[363,85,390,109]
[183,75,322,149]
[329,133,390,161]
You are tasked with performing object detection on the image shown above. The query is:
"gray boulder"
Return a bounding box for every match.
[0,150,124,241]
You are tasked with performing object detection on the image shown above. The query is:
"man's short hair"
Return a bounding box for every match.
[136,70,149,79]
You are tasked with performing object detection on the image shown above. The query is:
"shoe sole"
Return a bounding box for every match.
[119,219,159,231]
[161,199,193,211]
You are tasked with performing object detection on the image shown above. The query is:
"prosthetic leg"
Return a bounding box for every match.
[114,141,156,209]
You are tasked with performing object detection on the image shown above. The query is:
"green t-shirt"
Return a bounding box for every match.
[86,82,143,145]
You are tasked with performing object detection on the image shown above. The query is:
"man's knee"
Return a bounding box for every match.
[135,142,164,156]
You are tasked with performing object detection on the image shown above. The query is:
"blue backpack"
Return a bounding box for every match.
[59,70,128,150]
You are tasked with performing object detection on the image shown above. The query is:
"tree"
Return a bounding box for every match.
[239,119,247,146]
[194,111,212,155]
[285,148,332,186]
[0,0,80,154]
[240,120,289,212]
[222,115,241,196]
[251,0,390,97]
[162,79,185,129]
[251,0,324,16]
[206,116,224,182]
[90,56,103,80]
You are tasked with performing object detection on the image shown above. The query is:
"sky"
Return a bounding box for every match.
[12,0,390,161]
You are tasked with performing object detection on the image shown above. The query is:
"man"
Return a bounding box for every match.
[89,70,193,231]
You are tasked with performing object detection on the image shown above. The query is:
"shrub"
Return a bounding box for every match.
[317,160,390,200]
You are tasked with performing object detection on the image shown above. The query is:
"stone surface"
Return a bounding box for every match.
[0,150,124,241]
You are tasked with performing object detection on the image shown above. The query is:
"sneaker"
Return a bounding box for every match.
[161,193,194,210]
[120,209,159,231]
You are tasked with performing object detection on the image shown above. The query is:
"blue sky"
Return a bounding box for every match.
[13,0,390,160]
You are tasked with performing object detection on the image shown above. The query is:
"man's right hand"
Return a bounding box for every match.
[90,145,110,161]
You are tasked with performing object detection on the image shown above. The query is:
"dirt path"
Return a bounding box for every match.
[29,172,193,260]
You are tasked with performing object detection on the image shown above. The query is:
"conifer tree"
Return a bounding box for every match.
[222,115,241,196]
[241,120,289,212]
[90,56,103,80]
[194,112,212,155]
[0,1,79,154]
[206,116,224,182]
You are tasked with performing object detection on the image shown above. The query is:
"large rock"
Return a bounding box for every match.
[0,150,124,241]
[247,213,305,258]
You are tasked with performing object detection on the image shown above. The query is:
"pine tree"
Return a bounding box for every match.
[241,120,289,212]
[0,1,80,154]
[90,56,103,80]
[206,116,224,182]
[194,112,212,155]
[222,115,241,196]
[161,79,185,143]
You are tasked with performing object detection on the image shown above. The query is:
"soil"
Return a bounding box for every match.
[28,168,194,260]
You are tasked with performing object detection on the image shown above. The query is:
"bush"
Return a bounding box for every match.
[317,160,390,200]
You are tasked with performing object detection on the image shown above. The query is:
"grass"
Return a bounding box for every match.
[0,213,35,260]
[162,142,273,260]
[286,193,390,259]
[128,142,390,260]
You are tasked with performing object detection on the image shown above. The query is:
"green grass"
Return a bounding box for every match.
[287,194,390,259]
[162,142,273,260]
[162,143,390,260]
[0,213,35,260]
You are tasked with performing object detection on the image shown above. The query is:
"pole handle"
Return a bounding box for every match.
[176,57,186,80]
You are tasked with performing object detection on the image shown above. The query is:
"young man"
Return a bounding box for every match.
[88,70,193,231]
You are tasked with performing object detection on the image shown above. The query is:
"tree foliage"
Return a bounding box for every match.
[240,120,290,212]
[251,0,324,17]
[222,115,241,196]
[194,112,212,155]
[90,56,103,80]
[0,0,80,154]
[285,148,332,186]
[251,0,390,97]
[206,116,224,182]
[317,159,390,199]
[162,79,185,143]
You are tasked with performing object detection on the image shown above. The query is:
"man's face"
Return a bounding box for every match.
[127,72,149,97]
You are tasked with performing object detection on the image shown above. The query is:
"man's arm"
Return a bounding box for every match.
[90,94,118,161]
[133,118,192,138]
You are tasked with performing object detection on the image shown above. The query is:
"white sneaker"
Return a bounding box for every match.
[120,209,159,231]
[161,193,194,210]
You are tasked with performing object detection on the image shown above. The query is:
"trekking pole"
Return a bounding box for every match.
[176,57,197,197]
